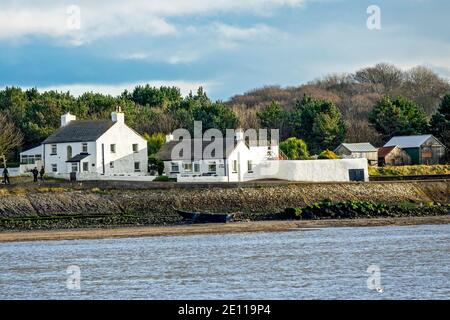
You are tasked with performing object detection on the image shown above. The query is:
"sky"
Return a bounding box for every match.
[0,0,449,100]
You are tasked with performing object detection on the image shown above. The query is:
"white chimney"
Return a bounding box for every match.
[166,133,174,143]
[111,106,124,123]
[61,112,76,127]
[235,128,245,141]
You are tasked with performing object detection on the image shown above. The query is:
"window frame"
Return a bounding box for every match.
[50,144,57,155]
[134,161,141,172]
[171,162,180,173]
[110,144,116,153]
[82,143,88,153]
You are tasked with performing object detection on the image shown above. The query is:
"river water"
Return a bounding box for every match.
[0,224,449,299]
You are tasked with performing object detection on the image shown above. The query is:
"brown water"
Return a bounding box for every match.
[0,224,449,299]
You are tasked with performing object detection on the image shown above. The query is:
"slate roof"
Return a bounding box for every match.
[377,146,396,158]
[66,153,90,163]
[338,143,378,153]
[383,135,435,148]
[156,139,240,161]
[42,120,114,144]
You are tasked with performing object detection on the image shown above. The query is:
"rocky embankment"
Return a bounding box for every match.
[0,180,448,230]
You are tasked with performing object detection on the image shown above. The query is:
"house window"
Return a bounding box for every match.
[132,144,139,153]
[110,161,114,169]
[110,144,116,153]
[51,144,57,155]
[71,163,78,173]
[35,154,42,161]
[208,162,217,173]
[171,162,179,173]
[82,162,89,172]
[183,163,193,172]
[248,160,253,173]
[82,143,88,153]
[134,162,141,172]
[51,164,57,172]
[232,160,238,173]
[194,163,200,173]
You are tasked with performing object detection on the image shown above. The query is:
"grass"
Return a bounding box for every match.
[369,164,450,176]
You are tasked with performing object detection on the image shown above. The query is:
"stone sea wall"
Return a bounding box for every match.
[0,181,448,219]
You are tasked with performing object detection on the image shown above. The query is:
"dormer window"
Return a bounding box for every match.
[82,143,88,153]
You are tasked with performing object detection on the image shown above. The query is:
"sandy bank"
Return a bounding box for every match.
[1,216,449,243]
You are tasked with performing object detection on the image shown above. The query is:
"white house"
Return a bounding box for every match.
[19,109,148,180]
[157,130,280,182]
[157,130,369,182]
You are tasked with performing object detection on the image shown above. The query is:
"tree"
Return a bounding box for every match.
[0,114,23,167]
[257,101,285,130]
[290,95,346,154]
[402,66,450,114]
[430,93,450,148]
[193,102,238,133]
[125,85,182,108]
[144,132,166,156]
[279,137,309,160]
[354,63,403,92]
[368,96,429,141]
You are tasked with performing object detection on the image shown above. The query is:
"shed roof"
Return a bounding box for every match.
[338,143,377,152]
[383,135,435,148]
[43,120,114,144]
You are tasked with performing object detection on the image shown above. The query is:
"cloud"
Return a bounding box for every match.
[34,80,218,97]
[0,0,306,44]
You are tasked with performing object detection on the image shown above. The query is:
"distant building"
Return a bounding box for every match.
[157,130,369,182]
[20,109,148,180]
[377,146,411,166]
[334,143,378,166]
[157,130,279,182]
[383,134,446,165]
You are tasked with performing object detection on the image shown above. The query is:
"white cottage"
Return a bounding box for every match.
[157,130,280,182]
[157,129,369,183]
[20,109,148,180]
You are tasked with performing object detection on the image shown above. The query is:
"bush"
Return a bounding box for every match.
[153,175,170,182]
[318,149,340,159]
[279,137,310,160]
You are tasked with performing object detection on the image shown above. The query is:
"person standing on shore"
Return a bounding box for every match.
[2,167,10,185]
[39,166,45,181]
[31,167,39,182]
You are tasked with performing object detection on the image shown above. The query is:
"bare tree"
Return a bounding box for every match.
[354,63,403,93]
[0,114,23,168]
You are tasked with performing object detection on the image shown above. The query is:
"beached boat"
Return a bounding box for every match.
[175,209,235,223]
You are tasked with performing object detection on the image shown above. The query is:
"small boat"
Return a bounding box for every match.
[175,208,235,223]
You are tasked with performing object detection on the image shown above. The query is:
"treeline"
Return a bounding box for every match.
[0,63,449,161]
[228,63,450,145]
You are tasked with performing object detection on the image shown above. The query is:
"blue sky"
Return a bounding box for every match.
[0,0,449,100]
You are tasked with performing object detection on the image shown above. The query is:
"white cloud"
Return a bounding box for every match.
[34,80,218,97]
[0,0,306,44]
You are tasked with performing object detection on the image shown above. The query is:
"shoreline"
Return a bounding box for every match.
[0,216,449,243]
